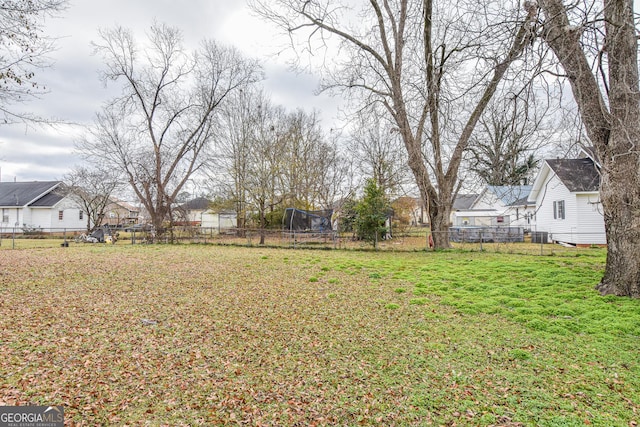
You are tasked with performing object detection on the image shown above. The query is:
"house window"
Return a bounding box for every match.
[497,216,505,223]
[79,211,83,221]
[553,200,565,220]
[2,209,8,223]
[58,210,64,221]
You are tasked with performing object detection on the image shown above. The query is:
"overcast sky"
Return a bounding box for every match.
[0,0,341,182]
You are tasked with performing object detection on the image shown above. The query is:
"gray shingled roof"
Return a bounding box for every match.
[546,158,600,192]
[29,191,64,207]
[452,194,478,210]
[0,181,61,207]
[179,197,211,211]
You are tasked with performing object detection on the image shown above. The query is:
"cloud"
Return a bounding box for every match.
[0,0,344,182]
[0,124,83,181]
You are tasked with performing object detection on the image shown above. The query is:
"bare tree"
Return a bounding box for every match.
[215,87,261,233]
[63,165,123,232]
[280,108,337,210]
[77,23,262,238]
[251,0,538,248]
[244,100,288,244]
[350,105,411,198]
[215,88,349,237]
[536,0,640,297]
[312,130,354,210]
[0,0,66,124]
[467,95,546,186]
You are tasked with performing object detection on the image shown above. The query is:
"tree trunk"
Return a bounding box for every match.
[259,202,266,245]
[595,0,640,296]
[595,144,640,297]
[429,202,451,249]
[236,215,246,238]
[538,0,640,297]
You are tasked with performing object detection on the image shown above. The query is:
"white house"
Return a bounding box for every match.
[527,148,605,246]
[451,186,535,230]
[176,197,211,225]
[0,181,86,233]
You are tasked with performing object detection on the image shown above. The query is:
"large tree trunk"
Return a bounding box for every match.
[402,131,453,250]
[539,0,640,297]
[429,201,451,249]
[597,154,640,296]
[596,0,640,296]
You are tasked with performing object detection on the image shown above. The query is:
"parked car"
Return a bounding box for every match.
[124,223,153,232]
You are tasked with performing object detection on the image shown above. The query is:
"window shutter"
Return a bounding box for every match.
[553,201,557,219]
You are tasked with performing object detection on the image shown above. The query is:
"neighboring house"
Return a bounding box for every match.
[451,186,535,230]
[527,148,605,246]
[103,199,141,227]
[0,181,86,233]
[176,197,211,226]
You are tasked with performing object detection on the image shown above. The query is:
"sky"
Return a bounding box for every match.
[0,0,342,183]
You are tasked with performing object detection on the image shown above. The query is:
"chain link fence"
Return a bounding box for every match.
[0,225,607,256]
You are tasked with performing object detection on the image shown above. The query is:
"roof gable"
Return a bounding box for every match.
[29,191,64,207]
[546,158,600,192]
[452,194,478,210]
[0,181,61,207]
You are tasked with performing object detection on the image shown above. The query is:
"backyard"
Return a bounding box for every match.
[0,244,638,425]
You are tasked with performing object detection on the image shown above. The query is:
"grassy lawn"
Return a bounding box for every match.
[0,245,638,425]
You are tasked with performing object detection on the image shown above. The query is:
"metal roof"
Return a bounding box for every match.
[485,185,533,206]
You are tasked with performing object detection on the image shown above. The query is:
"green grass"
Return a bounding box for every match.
[0,245,638,425]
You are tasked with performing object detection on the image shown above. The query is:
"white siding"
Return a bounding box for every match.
[534,172,606,245]
[201,212,220,229]
[0,208,23,231]
[30,209,53,230]
[54,197,86,231]
[28,197,86,232]
[504,205,536,230]
[533,173,580,244]
[201,212,237,231]
[575,194,606,245]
